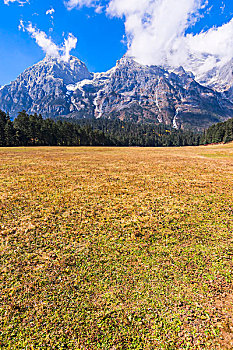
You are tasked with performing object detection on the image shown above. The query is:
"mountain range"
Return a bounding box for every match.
[1,54,233,130]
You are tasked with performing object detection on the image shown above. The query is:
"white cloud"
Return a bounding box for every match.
[178,18,233,78]
[46,7,55,32]
[64,0,233,80]
[220,1,225,14]
[185,19,233,60]
[107,0,233,79]
[19,22,77,62]
[106,0,206,66]
[18,19,24,30]
[63,33,78,61]
[95,4,103,13]
[23,22,60,58]
[65,0,97,10]
[46,8,55,16]
[4,0,29,4]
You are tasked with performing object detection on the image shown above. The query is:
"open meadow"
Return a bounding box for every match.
[0,144,233,350]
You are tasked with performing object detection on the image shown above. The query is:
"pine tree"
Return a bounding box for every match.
[4,119,15,146]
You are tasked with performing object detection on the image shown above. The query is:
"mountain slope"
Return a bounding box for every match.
[67,57,233,130]
[0,55,233,130]
[0,56,92,118]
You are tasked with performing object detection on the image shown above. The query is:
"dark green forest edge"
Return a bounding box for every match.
[0,109,233,147]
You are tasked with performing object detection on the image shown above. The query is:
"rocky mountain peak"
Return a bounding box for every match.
[116,55,141,67]
[0,55,92,118]
[24,55,92,85]
[0,54,233,130]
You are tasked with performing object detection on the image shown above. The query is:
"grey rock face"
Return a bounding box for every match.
[0,55,92,118]
[69,57,233,130]
[0,55,233,130]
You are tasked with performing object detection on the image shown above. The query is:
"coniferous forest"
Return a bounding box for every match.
[0,109,232,147]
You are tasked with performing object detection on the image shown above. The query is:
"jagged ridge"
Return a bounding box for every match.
[1,55,233,130]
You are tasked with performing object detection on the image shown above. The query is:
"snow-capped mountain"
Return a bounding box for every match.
[0,55,92,118]
[197,59,233,110]
[195,58,233,92]
[68,57,233,130]
[0,55,233,130]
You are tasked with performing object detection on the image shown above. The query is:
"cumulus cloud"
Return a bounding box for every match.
[19,22,77,62]
[65,0,233,80]
[174,18,233,78]
[106,0,233,78]
[106,0,206,64]
[184,19,233,61]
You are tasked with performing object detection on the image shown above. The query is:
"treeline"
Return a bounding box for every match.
[0,109,232,147]
[202,118,233,145]
[0,110,201,147]
[0,111,109,147]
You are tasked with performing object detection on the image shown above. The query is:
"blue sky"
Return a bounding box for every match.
[0,0,233,86]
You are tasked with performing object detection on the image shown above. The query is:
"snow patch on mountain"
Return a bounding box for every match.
[173,108,180,130]
[1,54,233,130]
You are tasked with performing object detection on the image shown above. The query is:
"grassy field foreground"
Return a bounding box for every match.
[0,144,233,349]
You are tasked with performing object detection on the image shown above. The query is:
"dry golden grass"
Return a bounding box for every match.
[0,144,233,349]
